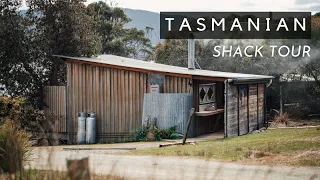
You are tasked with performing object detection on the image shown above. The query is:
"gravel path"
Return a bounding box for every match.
[27,147,320,180]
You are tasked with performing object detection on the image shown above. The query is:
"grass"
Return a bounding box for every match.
[0,120,31,174]
[134,127,320,166]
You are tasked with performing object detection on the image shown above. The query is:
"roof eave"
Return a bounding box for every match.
[231,77,274,85]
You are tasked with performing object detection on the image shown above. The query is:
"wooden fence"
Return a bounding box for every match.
[43,86,67,133]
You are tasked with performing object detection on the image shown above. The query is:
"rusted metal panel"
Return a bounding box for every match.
[44,86,67,133]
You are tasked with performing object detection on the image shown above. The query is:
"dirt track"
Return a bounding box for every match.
[27,147,320,180]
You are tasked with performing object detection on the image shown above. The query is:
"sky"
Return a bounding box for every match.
[21,0,320,13]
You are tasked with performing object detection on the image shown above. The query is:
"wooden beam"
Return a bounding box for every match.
[182,108,195,145]
[192,75,226,82]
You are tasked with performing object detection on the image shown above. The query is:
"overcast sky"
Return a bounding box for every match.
[21,0,319,13]
[84,0,320,13]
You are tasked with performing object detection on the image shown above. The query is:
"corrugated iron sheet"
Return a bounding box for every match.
[142,93,194,136]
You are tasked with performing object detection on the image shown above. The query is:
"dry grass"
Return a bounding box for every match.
[0,120,31,174]
[0,170,125,180]
[0,120,126,180]
[290,150,320,166]
[273,113,291,123]
[134,127,320,166]
[270,114,320,128]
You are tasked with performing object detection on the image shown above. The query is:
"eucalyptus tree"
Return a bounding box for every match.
[27,0,101,85]
[0,0,45,98]
[87,1,153,60]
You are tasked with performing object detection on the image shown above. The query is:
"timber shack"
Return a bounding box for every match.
[44,53,274,144]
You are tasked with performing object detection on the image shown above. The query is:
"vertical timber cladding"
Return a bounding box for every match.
[248,84,258,131]
[225,82,238,137]
[164,76,191,93]
[258,84,265,128]
[67,62,147,143]
[43,86,67,133]
[238,85,249,135]
[225,82,266,137]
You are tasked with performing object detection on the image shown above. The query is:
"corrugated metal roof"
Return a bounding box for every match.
[54,54,274,80]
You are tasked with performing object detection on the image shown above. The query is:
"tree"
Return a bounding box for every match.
[153,39,283,76]
[122,28,153,59]
[87,1,129,55]
[154,39,204,67]
[27,0,101,85]
[87,1,153,60]
[0,0,46,99]
[301,17,320,88]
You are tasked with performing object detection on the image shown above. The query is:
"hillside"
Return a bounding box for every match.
[19,8,160,45]
[123,8,160,45]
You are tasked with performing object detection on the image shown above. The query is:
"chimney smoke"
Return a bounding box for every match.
[188,34,195,70]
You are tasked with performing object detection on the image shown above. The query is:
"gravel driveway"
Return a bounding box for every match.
[27,146,320,180]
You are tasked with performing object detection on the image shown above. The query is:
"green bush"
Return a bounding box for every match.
[0,96,46,132]
[135,125,179,141]
[0,120,31,174]
[159,126,177,139]
[169,133,183,139]
[135,126,148,141]
[152,128,162,141]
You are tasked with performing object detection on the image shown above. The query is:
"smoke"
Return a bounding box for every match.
[198,39,320,76]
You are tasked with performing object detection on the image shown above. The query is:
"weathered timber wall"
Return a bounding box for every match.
[225,83,239,137]
[192,80,225,136]
[43,86,67,133]
[249,84,258,131]
[258,84,265,128]
[164,76,191,93]
[239,85,248,135]
[67,62,147,143]
[225,82,266,138]
[142,93,194,136]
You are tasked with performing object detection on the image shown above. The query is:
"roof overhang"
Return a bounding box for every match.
[54,55,274,83]
[231,77,273,85]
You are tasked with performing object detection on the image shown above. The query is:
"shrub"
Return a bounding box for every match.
[153,128,162,141]
[0,96,46,133]
[135,126,148,141]
[273,113,291,125]
[169,133,182,139]
[159,126,177,139]
[0,120,31,174]
[135,125,179,141]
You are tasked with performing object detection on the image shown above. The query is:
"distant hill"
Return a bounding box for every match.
[19,8,161,45]
[122,8,160,45]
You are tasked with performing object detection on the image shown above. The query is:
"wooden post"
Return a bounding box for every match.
[182,108,195,145]
[67,157,91,180]
[279,83,283,115]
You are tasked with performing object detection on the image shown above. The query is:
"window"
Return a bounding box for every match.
[199,83,216,111]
